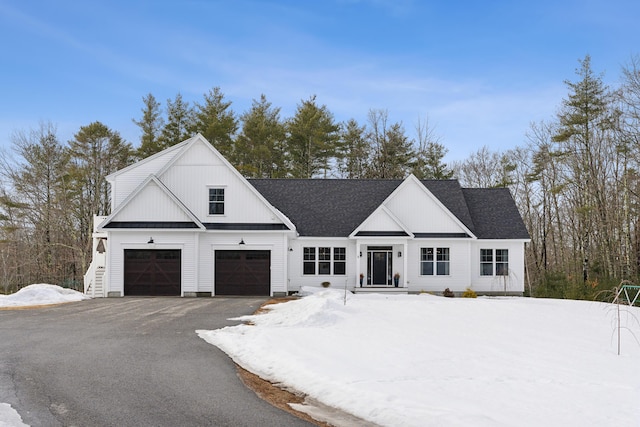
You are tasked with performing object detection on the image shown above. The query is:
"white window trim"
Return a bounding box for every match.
[303,246,347,276]
[420,247,450,276]
[207,186,226,216]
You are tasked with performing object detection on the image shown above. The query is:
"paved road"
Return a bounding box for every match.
[0,298,313,427]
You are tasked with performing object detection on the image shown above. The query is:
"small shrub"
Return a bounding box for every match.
[462,287,477,298]
[443,288,455,298]
[321,281,331,288]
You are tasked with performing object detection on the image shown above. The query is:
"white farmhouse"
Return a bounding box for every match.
[84,134,530,297]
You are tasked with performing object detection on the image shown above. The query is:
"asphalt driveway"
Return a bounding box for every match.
[0,298,313,426]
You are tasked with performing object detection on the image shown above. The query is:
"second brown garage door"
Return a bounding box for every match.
[215,250,270,296]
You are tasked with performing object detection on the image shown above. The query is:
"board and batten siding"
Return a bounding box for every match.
[109,146,184,209]
[357,208,405,233]
[110,180,193,222]
[385,180,467,234]
[161,165,283,224]
[105,231,197,296]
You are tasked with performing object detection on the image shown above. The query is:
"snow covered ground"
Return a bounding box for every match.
[0,284,89,308]
[198,288,640,427]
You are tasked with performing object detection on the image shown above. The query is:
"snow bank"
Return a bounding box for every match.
[198,291,640,427]
[0,284,89,308]
[0,403,28,426]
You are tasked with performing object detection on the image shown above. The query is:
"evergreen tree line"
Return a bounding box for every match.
[133,88,454,180]
[3,54,640,301]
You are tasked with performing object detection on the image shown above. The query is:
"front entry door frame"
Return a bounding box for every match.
[367,246,393,286]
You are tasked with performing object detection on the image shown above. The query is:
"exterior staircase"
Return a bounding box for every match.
[84,215,108,297]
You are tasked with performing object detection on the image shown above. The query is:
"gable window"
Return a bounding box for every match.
[420,247,450,276]
[481,249,508,276]
[209,188,225,215]
[303,246,346,275]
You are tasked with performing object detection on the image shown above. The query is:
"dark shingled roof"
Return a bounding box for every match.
[250,179,400,237]
[461,188,530,239]
[249,178,530,240]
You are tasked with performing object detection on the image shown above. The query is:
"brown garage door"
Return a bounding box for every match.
[124,249,181,296]
[215,250,270,296]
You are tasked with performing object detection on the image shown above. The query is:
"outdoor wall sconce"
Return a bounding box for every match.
[239,238,246,245]
[147,237,154,244]
[398,251,402,257]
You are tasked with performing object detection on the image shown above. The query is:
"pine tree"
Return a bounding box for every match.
[192,87,238,158]
[338,119,370,178]
[133,93,164,158]
[552,55,614,284]
[159,93,195,147]
[286,95,340,178]
[235,94,286,178]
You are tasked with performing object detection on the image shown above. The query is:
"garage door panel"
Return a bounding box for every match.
[215,250,270,296]
[124,250,181,296]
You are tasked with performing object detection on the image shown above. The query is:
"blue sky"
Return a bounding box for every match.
[1,0,639,162]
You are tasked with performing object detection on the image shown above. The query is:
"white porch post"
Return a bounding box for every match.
[403,240,408,288]
[355,240,361,288]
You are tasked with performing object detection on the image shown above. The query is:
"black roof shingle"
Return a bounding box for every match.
[249,178,529,240]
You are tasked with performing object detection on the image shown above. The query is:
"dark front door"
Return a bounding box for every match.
[124,249,181,296]
[215,250,271,296]
[367,247,392,286]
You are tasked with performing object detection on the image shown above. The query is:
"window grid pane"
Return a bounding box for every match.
[318,262,331,275]
[334,262,346,275]
[303,247,316,261]
[303,262,315,275]
[436,248,449,261]
[480,249,493,262]
[319,247,331,261]
[481,263,494,276]
[496,249,509,262]
[421,262,434,275]
[496,263,509,276]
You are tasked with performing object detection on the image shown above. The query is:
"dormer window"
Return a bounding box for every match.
[209,188,225,215]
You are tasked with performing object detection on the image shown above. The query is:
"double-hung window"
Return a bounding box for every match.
[209,188,225,215]
[333,248,346,275]
[480,249,509,276]
[420,247,450,276]
[303,247,316,275]
[318,247,331,274]
[496,249,509,276]
[303,247,346,275]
